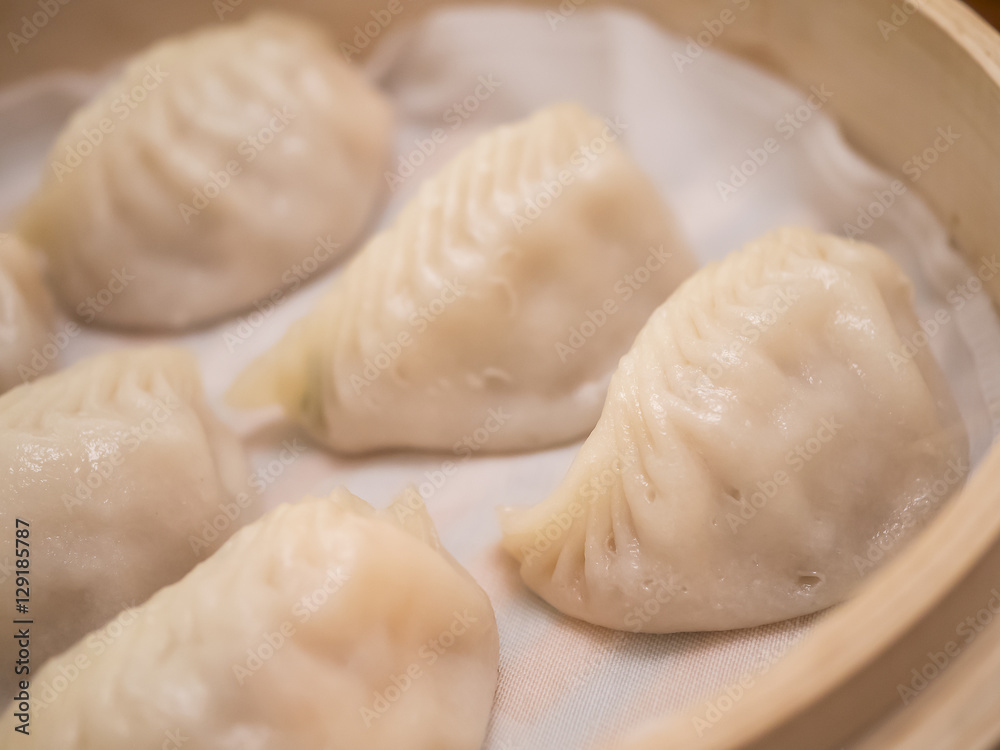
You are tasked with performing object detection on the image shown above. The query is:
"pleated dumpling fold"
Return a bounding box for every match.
[230,102,697,454]
[500,227,969,633]
[18,13,392,330]
[3,489,500,750]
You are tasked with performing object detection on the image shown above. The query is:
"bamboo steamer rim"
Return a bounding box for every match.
[3,0,1000,748]
[608,1,1000,749]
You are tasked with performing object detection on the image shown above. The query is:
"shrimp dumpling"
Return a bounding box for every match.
[500,227,969,633]
[230,102,697,454]
[0,347,253,690]
[18,13,392,331]
[4,489,500,750]
[0,234,56,392]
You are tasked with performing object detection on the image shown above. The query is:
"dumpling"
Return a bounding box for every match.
[229,102,697,454]
[0,346,253,691]
[4,488,500,750]
[18,13,392,331]
[0,234,56,392]
[499,227,969,633]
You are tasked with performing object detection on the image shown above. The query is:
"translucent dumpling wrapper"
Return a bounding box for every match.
[0,346,253,692]
[500,227,970,633]
[229,102,698,454]
[18,13,392,331]
[3,489,500,750]
[0,234,56,392]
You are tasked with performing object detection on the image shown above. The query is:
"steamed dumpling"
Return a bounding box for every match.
[0,347,253,690]
[500,227,969,633]
[0,234,56,391]
[230,102,697,454]
[6,489,499,750]
[18,13,392,330]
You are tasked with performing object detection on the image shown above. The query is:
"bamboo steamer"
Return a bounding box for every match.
[2,1,999,748]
